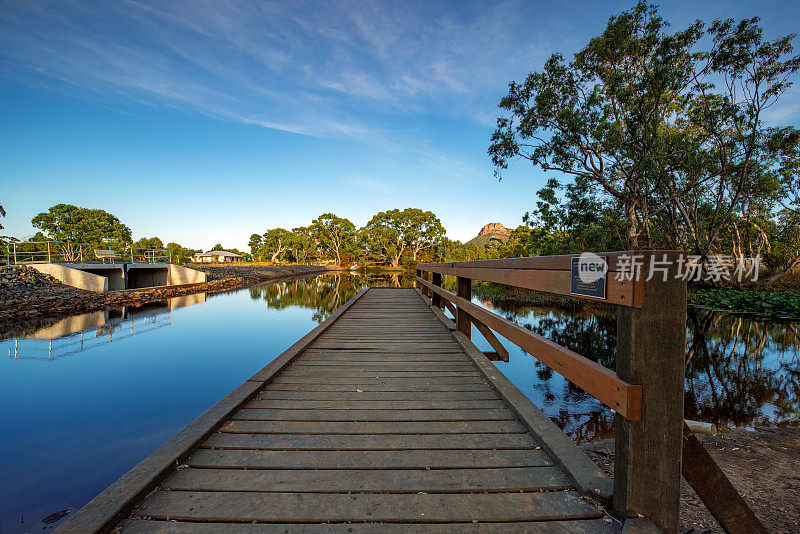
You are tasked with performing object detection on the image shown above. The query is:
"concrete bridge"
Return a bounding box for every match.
[29,262,206,292]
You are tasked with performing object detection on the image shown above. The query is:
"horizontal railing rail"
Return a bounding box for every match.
[415,277,641,419]
[417,251,688,533]
[5,241,172,265]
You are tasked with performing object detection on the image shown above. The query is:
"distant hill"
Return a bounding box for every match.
[466,223,513,248]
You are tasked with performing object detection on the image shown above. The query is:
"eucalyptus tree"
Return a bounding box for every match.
[32,204,132,244]
[363,209,408,268]
[310,213,357,266]
[248,234,263,256]
[404,208,446,261]
[663,18,800,261]
[489,1,800,258]
[363,208,446,266]
[259,228,293,264]
[289,226,316,264]
[489,1,704,249]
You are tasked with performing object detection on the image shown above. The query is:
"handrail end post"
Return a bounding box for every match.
[613,251,687,533]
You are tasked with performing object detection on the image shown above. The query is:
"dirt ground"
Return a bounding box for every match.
[0,263,331,337]
[582,426,800,533]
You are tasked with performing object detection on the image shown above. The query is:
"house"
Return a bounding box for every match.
[192,250,242,263]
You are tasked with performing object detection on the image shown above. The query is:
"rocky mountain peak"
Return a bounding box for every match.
[477,223,511,239]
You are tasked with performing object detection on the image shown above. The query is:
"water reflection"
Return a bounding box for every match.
[685,310,800,428]
[7,294,206,360]
[472,299,800,441]
[249,271,416,322]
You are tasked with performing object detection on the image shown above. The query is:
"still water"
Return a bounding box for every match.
[0,272,797,532]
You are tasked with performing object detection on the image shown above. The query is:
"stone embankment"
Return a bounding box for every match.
[0,264,330,334]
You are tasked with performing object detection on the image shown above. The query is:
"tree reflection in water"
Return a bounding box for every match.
[248,272,415,322]
[485,300,799,441]
[249,274,799,442]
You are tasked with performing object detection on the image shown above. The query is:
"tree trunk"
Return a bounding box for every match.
[626,202,639,249]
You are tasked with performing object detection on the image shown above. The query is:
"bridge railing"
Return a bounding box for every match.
[5,241,172,264]
[417,251,686,532]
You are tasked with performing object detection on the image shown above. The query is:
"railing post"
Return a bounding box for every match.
[79,244,83,262]
[431,272,442,308]
[47,242,51,263]
[456,276,471,339]
[13,243,17,265]
[613,251,686,533]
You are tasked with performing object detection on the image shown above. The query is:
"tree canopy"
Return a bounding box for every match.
[489,1,800,265]
[31,204,132,244]
[310,213,357,266]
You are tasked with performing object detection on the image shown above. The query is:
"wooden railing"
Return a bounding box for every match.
[418,251,685,532]
[417,251,766,534]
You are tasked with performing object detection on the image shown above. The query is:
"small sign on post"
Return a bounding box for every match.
[571,253,607,299]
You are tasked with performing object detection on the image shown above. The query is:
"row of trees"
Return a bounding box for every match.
[489,2,800,280]
[249,209,448,267]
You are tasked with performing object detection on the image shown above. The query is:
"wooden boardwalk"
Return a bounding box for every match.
[59,288,613,533]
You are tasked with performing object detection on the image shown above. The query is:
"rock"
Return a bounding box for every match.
[477,222,512,240]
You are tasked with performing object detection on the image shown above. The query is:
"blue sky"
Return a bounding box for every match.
[2,1,799,249]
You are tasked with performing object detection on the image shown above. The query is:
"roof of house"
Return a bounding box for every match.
[194,250,241,257]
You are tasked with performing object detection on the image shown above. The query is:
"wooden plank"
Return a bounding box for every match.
[231,408,517,421]
[277,370,481,378]
[186,448,553,469]
[219,420,529,434]
[245,399,507,410]
[256,390,500,401]
[131,491,603,523]
[162,466,571,493]
[417,277,641,421]
[290,361,475,369]
[681,423,767,533]
[297,352,467,361]
[264,383,494,392]
[450,330,613,506]
[54,288,370,534]
[121,519,614,533]
[204,432,539,450]
[269,376,490,385]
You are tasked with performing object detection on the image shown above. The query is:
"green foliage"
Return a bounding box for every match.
[31,203,132,244]
[0,202,5,230]
[132,237,164,250]
[166,242,199,264]
[310,213,357,266]
[362,208,445,267]
[689,289,800,319]
[248,233,263,255]
[489,1,800,279]
[258,228,293,263]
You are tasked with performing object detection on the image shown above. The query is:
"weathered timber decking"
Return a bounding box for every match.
[57,288,613,533]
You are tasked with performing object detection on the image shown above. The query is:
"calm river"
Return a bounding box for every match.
[1,272,797,532]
